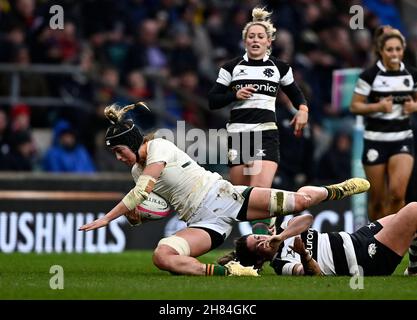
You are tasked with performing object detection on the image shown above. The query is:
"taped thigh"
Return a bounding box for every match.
[269,190,295,216]
[157,235,191,256]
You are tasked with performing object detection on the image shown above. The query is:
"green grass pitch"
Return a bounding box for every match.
[1,250,416,300]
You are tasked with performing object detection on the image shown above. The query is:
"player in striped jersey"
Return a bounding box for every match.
[208,7,309,239]
[351,27,417,276]
[351,27,417,222]
[235,202,417,276]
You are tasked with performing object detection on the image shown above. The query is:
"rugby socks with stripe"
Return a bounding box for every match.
[205,264,228,276]
[324,186,341,201]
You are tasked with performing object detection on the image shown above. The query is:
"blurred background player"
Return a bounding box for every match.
[208,7,309,251]
[351,27,417,275]
[351,26,417,221]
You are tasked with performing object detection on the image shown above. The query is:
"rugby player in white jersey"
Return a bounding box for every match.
[79,102,369,276]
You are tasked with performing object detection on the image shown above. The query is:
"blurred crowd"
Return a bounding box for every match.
[0,0,416,188]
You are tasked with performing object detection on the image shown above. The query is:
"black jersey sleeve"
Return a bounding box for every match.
[358,64,379,84]
[281,81,308,108]
[208,82,237,110]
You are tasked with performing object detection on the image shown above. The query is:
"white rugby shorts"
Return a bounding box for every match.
[186,179,246,239]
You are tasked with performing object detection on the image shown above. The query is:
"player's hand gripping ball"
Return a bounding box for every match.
[124,192,172,226]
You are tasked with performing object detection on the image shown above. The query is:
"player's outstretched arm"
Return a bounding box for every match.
[79,201,130,231]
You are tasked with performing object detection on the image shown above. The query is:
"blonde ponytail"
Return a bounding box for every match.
[242,7,276,55]
[104,102,150,124]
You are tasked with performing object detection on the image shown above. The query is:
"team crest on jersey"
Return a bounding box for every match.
[263,68,274,78]
[368,243,377,258]
[403,78,410,87]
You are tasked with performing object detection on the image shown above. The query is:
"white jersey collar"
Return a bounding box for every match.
[377,59,405,72]
[243,52,269,62]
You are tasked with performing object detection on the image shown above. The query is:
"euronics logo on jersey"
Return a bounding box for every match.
[232,83,277,93]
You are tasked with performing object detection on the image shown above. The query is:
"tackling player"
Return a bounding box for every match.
[234,203,417,276]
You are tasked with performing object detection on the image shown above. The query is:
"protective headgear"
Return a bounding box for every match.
[105,119,143,154]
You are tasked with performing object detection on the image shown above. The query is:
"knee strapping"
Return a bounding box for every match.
[269,190,295,216]
[157,235,191,256]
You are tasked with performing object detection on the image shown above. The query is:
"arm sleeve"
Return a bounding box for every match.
[208,82,237,110]
[281,82,307,108]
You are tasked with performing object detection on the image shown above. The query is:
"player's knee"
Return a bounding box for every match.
[153,235,191,270]
[400,202,417,230]
[388,188,405,203]
[404,202,417,215]
[152,248,168,270]
[294,193,312,211]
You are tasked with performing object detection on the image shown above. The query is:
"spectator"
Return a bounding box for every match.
[0,24,26,62]
[0,130,36,171]
[100,22,130,73]
[95,65,128,106]
[9,103,31,133]
[317,131,352,182]
[126,70,152,100]
[0,108,11,160]
[42,120,96,173]
[125,19,168,75]
[0,46,49,100]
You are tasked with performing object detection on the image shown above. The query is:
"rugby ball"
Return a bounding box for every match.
[135,192,172,222]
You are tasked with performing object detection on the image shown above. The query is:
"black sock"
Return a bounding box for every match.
[409,237,417,273]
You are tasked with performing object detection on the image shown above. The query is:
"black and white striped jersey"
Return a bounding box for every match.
[214,53,295,133]
[270,220,358,276]
[354,60,417,142]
